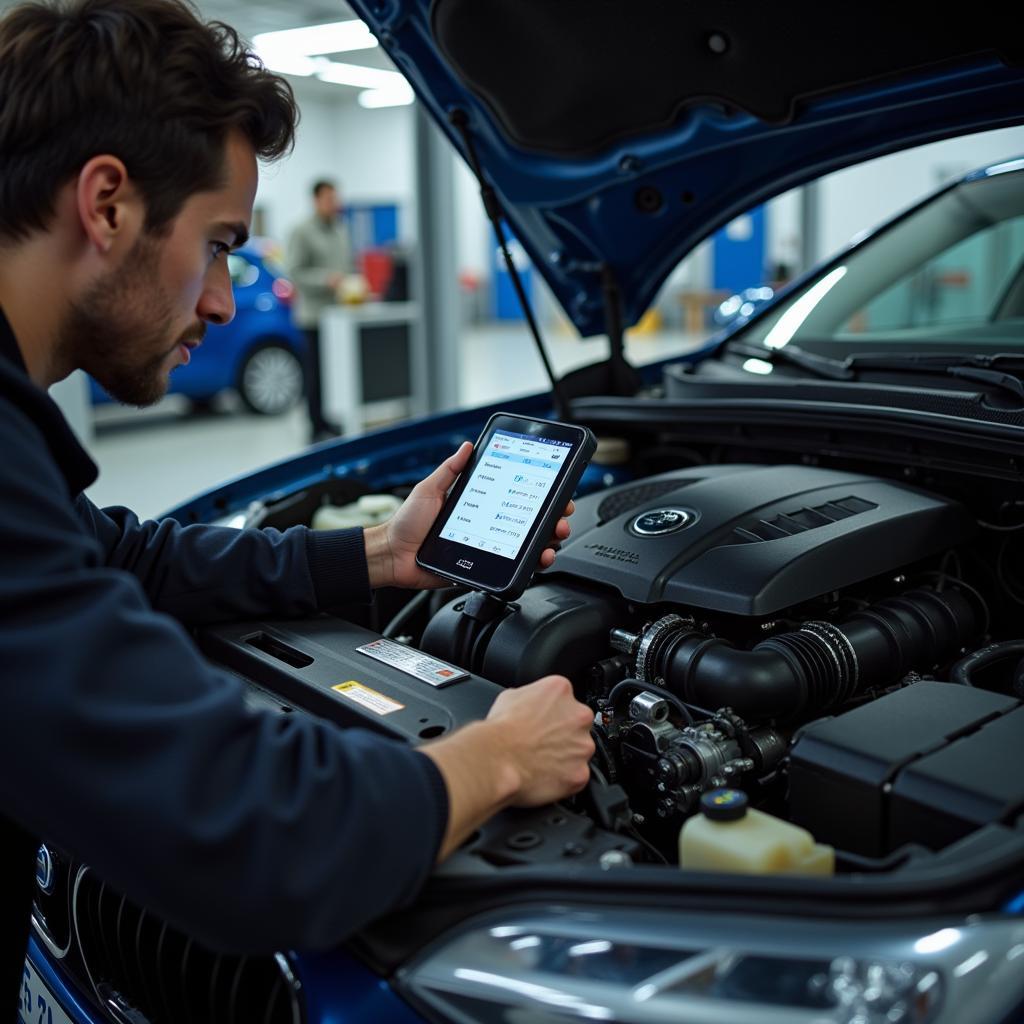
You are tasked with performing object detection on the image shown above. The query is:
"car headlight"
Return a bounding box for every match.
[397,905,1024,1023]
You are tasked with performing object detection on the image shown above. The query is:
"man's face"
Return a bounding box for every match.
[315,186,339,221]
[69,132,258,407]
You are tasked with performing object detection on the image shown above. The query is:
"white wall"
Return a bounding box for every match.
[766,190,802,277]
[333,100,415,240]
[818,126,1024,258]
[254,83,341,243]
[254,78,416,247]
[455,157,489,277]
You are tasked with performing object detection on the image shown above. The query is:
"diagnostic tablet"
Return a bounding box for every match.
[416,413,596,600]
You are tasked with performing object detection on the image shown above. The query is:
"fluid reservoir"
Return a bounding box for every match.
[311,494,402,530]
[679,789,834,876]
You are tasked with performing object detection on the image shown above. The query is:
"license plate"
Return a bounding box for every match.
[19,956,77,1024]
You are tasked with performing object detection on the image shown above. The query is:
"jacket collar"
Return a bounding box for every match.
[0,307,98,497]
[0,304,26,374]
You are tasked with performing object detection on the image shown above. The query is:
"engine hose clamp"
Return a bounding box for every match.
[635,614,693,681]
[801,620,859,699]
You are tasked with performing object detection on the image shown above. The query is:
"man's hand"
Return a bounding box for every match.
[484,675,596,806]
[363,441,574,590]
[422,675,595,860]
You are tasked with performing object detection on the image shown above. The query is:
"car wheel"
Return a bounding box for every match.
[238,342,304,415]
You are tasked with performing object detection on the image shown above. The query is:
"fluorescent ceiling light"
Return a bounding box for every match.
[253,22,412,106]
[257,53,323,78]
[253,20,376,59]
[316,61,405,90]
[358,84,415,108]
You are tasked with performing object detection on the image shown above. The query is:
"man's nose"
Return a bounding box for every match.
[197,262,236,326]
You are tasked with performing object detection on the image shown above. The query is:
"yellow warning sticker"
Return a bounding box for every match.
[331,680,405,716]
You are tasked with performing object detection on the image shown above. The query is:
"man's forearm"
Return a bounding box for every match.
[421,721,520,861]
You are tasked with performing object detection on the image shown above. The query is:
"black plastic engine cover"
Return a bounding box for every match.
[547,465,975,615]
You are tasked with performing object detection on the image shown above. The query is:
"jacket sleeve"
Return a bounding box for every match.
[74,495,370,625]
[0,405,449,953]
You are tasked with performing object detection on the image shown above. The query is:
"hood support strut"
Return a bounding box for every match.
[558,266,642,404]
[449,109,569,418]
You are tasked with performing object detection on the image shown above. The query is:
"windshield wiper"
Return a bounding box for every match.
[728,344,1024,402]
[845,351,1024,402]
[727,342,854,380]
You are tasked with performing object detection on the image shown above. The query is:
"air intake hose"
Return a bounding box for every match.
[612,587,979,720]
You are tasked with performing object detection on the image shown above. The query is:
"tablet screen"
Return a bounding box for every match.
[438,428,573,559]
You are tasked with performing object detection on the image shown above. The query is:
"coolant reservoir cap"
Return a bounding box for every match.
[701,788,749,822]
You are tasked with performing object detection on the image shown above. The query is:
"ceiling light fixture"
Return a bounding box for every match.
[315,61,405,90]
[357,84,415,108]
[253,21,413,106]
[253,20,377,59]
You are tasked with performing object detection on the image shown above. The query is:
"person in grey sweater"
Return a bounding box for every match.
[288,180,353,441]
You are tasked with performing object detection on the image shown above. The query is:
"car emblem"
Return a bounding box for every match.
[629,508,695,537]
[36,845,55,895]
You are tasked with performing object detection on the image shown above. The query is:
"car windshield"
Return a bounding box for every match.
[734,163,1024,356]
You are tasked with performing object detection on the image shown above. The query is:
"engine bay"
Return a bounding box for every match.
[203,453,1024,879]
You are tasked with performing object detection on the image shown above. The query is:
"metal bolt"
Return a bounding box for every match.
[706,31,729,54]
[599,850,633,869]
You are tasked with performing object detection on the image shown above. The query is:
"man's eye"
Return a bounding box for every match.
[210,242,231,259]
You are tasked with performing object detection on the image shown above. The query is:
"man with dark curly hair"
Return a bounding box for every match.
[0,0,593,1014]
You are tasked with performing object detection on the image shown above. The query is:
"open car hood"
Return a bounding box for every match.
[346,0,1024,336]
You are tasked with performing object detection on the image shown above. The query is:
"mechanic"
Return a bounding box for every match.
[287,179,353,442]
[0,0,595,1015]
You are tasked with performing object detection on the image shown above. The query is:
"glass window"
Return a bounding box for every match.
[739,169,1024,353]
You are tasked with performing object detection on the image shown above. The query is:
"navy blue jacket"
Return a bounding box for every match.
[0,310,448,1011]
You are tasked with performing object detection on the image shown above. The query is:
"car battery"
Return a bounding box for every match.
[788,682,1018,857]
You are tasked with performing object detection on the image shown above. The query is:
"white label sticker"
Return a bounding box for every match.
[356,638,469,688]
[331,680,405,716]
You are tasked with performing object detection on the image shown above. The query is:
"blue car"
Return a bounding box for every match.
[24,4,1024,1024]
[89,241,305,416]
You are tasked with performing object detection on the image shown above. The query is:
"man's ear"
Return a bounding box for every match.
[75,155,144,255]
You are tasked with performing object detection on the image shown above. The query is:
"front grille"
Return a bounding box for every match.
[70,867,303,1024]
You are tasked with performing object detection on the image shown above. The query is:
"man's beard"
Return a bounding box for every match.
[62,234,205,408]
